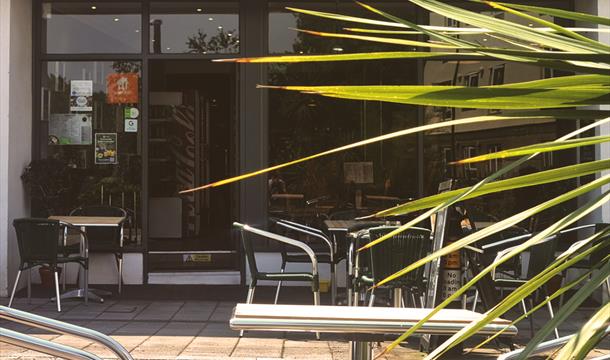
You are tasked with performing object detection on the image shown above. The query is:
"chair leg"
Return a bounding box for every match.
[546,296,559,339]
[27,268,32,304]
[241,283,256,337]
[274,263,286,305]
[84,265,89,305]
[528,298,535,339]
[472,289,479,312]
[313,289,321,340]
[54,270,61,312]
[117,255,123,295]
[62,264,67,291]
[331,263,337,305]
[8,270,22,308]
[368,290,376,307]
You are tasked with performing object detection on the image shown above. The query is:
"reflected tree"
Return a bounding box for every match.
[186,28,239,54]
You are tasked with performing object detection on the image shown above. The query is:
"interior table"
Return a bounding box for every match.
[48,216,126,303]
[324,220,385,305]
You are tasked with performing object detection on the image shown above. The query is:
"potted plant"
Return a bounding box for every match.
[21,158,77,216]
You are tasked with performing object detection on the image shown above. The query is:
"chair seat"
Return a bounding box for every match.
[286,253,331,264]
[57,255,88,264]
[257,272,315,282]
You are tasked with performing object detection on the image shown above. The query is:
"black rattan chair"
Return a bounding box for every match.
[70,205,126,294]
[354,226,432,307]
[8,218,88,312]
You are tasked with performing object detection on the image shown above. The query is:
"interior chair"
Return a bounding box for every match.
[233,222,320,337]
[354,226,432,307]
[69,205,126,294]
[8,218,88,312]
[491,235,559,339]
[272,219,335,304]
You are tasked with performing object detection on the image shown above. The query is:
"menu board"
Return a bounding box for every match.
[95,133,118,164]
[49,114,92,145]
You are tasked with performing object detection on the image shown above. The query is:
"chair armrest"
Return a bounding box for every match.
[275,221,334,262]
[234,222,319,276]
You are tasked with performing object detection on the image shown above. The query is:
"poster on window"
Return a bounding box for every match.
[106,73,139,104]
[49,114,92,145]
[95,133,118,164]
[70,80,93,112]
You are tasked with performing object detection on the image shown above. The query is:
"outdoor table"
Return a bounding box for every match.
[230,303,517,360]
[324,220,385,305]
[48,216,126,303]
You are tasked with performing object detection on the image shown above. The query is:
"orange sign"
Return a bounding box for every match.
[106,73,139,104]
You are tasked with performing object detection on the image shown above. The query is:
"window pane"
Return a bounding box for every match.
[268,60,419,223]
[269,1,418,54]
[150,2,239,54]
[43,2,141,54]
[40,61,142,244]
[422,60,572,231]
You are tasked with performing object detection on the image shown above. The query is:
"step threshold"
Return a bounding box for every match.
[148,271,241,285]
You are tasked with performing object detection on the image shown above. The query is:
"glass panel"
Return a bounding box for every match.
[422,60,571,232]
[269,1,418,54]
[43,2,141,54]
[268,60,419,223]
[150,2,239,54]
[40,61,142,245]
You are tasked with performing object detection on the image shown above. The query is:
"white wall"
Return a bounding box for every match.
[0,0,32,297]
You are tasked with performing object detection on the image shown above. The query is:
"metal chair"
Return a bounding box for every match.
[491,235,559,339]
[273,219,335,304]
[354,226,432,308]
[233,222,320,337]
[8,218,88,312]
[70,205,126,294]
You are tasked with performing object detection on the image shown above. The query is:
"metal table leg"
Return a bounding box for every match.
[350,341,372,360]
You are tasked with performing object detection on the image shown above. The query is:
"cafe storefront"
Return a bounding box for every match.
[1,0,608,295]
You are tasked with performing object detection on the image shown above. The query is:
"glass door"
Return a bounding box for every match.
[147,60,236,271]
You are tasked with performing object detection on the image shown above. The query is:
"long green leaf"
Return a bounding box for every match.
[409,0,602,53]
[486,2,610,26]
[425,193,610,359]
[215,50,610,64]
[179,111,586,194]
[482,1,609,50]
[554,302,610,360]
[214,51,484,63]
[516,259,610,359]
[265,81,610,110]
[292,28,456,49]
[453,136,610,164]
[372,159,610,217]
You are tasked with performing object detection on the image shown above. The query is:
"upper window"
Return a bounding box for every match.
[149,2,239,54]
[43,2,142,54]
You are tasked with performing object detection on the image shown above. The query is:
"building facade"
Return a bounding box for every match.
[1,0,608,297]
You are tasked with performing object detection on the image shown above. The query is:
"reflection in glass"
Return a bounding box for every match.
[150,2,239,54]
[43,2,141,54]
[268,2,417,54]
[268,60,419,222]
[422,60,569,230]
[40,61,142,244]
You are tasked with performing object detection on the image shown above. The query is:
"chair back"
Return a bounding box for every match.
[367,226,432,288]
[13,218,61,267]
[236,225,261,279]
[526,235,558,279]
[70,206,126,251]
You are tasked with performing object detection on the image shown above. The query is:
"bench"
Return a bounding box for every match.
[230,303,517,359]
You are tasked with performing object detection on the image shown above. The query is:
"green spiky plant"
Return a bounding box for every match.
[182,1,610,358]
